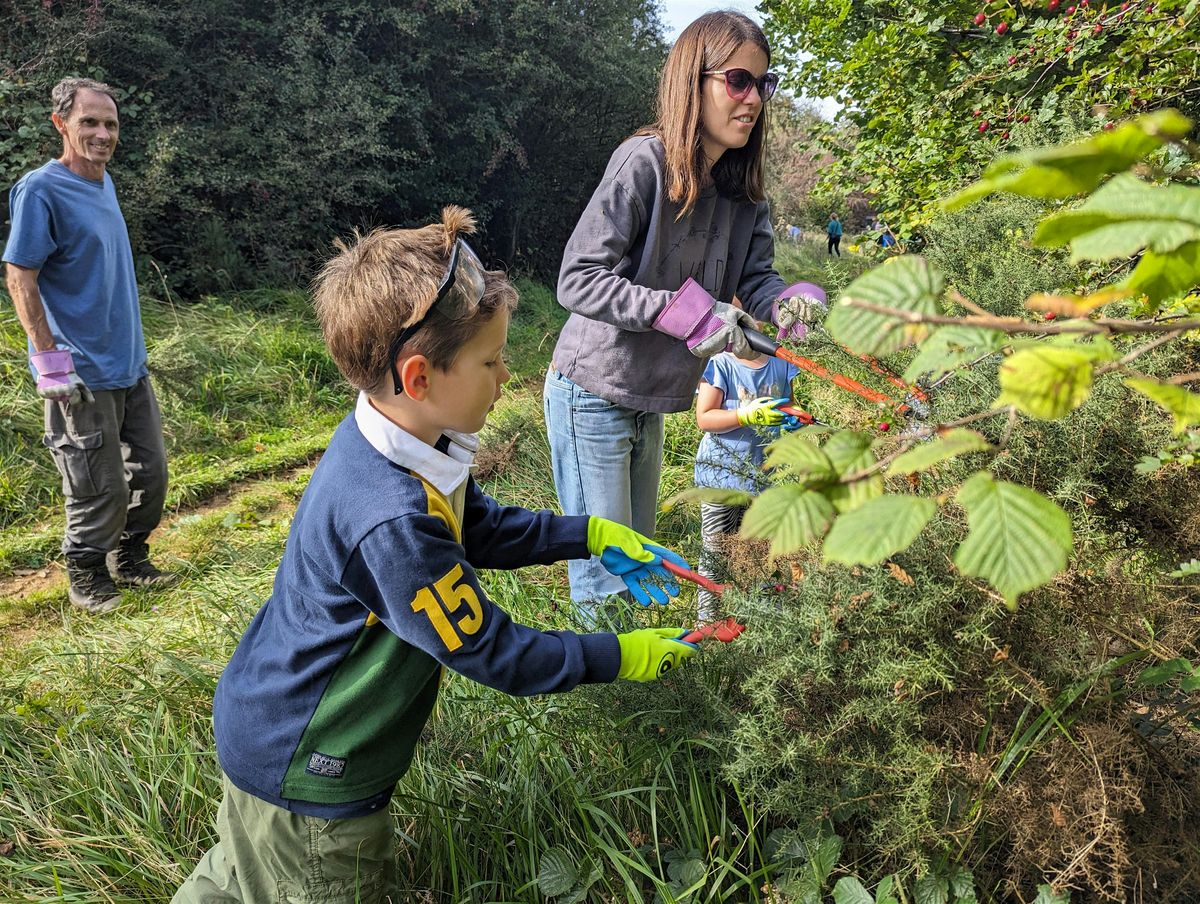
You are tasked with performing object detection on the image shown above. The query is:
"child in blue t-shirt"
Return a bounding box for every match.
[693,351,802,619]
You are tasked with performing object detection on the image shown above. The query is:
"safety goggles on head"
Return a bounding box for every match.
[388,238,487,395]
[704,68,779,103]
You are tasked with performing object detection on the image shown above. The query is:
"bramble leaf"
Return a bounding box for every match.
[1024,287,1132,316]
[765,433,836,484]
[826,256,946,356]
[954,472,1073,608]
[832,877,874,904]
[538,847,579,897]
[1126,378,1200,434]
[823,431,883,513]
[822,496,936,566]
[661,486,754,512]
[996,347,1095,419]
[742,485,836,557]
[943,111,1192,210]
[889,429,991,475]
[902,326,1005,383]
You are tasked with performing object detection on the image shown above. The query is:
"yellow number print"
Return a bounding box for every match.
[410,564,485,652]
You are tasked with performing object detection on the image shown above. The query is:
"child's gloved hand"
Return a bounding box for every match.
[587,517,688,606]
[616,627,697,681]
[736,397,790,427]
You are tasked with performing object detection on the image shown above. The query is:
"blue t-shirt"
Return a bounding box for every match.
[695,354,800,492]
[4,160,146,390]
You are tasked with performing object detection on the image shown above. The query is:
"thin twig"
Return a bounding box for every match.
[844,300,1200,335]
[1096,330,1184,375]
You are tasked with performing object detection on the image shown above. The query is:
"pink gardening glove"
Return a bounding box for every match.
[653,278,755,359]
[772,282,828,342]
[30,349,93,404]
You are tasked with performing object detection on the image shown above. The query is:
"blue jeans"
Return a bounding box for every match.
[543,369,665,612]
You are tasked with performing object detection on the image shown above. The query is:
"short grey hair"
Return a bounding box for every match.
[51,77,119,118]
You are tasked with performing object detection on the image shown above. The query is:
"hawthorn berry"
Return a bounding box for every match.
[1048,0,1060,10]
[878,422,891,432]
[1103,122,1115,130]
[975,10,987,24]
[1067,28,1077,38]
[1093,23,1102,33]
[1020,113,1031,122]
[979,120,990,132]
[1008,55,1017,64]
[1067,4,1075,12]
[996,20,1009,33]
[1002,130,1010,138]
[1045,312,1057,321]
[972,108,983,117]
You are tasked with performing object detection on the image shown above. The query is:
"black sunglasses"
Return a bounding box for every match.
[704,68,779,103]
[388,238,487,395]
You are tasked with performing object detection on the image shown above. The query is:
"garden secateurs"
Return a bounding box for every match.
[660,560,747,645]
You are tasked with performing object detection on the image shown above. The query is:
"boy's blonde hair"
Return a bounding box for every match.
[312,206,517,393]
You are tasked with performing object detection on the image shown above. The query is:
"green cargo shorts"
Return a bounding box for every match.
[172,774,400,904]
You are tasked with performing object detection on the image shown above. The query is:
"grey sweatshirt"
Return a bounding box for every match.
[552,135,786,413]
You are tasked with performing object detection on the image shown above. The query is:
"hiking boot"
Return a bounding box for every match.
[107,536,177,588]
[67,553,122,614]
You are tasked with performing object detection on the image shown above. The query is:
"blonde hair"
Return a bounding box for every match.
[638,10,770,219]
[312,206,517,393]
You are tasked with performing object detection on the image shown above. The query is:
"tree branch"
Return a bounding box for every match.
[844,300,1200,335]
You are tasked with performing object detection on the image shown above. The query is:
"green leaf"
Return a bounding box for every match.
[875,875,901,904]
[826,256,946,356]
[661,486,754,512]
[915,876,949,904]
[1137,658,1191,687]
[889,429,991,475]
[823,496,936,566]
[808,834,843,883]
[954,472,1073,608]
[949,866,978,904]
[944,111,1193,210]
[1032,884,1071,904]
[1124,241,1200,308]
[996,347,1095,419]
[1126,378,1200,434]
[742,485,836,556]
[903,326,1005,383]
[832,876,874,904]
[1170,558,1200,577]
[538,847,579,897]
[765,433,836,484]
[823,431,883,513]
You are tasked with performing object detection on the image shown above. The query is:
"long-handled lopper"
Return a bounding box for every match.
[660,560,747,645]
[743,325,915,416]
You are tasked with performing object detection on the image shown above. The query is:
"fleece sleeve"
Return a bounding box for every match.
[345,514,620,695]
[737,201,788,321]
[556,167,673,331]
[459,478,591,569]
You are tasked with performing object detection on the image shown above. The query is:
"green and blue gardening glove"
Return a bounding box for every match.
[736,396,790,427]
[587,516,688,606]
[616,627,698,681]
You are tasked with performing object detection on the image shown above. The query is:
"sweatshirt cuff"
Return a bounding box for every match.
[577,632,621,683]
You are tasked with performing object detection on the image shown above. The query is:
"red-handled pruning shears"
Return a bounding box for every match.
[660,560,747,645]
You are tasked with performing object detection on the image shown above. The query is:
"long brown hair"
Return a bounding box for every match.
[638,11,770,218]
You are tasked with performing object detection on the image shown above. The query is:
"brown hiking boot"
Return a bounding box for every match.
[66,553,122,614]
[108,536,177,589]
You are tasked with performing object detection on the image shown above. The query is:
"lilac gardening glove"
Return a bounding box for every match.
[653,278,756,360]
[30,349,93,404]
[772,282,828,342]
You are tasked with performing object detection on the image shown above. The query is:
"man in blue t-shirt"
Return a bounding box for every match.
[3,77,173,614]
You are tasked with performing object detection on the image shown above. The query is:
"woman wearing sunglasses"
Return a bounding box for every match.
[544,10,806,624]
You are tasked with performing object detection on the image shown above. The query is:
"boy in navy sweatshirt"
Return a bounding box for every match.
[173,207,698,903]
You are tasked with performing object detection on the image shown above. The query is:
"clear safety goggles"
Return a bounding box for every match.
[389,238,487,395]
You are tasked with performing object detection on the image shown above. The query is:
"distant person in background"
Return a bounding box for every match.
[544,11,823,625]
[787,223,801,243]
[826,213,843,256]
[3,77,174,615]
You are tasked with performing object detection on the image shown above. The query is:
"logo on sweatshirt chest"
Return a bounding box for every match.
[305,751,347,778]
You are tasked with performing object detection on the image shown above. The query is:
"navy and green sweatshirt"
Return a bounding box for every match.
[213,395,621,817]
